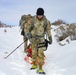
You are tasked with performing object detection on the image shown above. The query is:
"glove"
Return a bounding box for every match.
[49,36,52,44]
[25,32,32,39]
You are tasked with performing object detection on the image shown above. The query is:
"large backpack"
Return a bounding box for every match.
[19,15,27,29]
[19,14,32,36]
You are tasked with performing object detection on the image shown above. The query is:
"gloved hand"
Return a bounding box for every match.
[25,32,32,39]
[49,36,52,44]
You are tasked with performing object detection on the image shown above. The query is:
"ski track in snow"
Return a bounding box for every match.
[0,26,76,75]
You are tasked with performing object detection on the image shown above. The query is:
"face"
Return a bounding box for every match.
[37,15,43,20]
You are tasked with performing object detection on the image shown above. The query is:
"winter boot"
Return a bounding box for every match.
[30,61,37,69]
[30,65,37,70]
[37,63,45,74]
[37,69,45,74]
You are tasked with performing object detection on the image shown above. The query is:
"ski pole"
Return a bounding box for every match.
[4,40,26,59]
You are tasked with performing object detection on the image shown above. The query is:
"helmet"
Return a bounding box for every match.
[36,8,44,15]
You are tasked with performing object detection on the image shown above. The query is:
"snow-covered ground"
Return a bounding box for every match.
[0,26,76,75]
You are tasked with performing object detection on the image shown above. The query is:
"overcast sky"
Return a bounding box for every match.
[0,0,76,26]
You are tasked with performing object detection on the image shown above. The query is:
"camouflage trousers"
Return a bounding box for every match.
[30,37,46,66]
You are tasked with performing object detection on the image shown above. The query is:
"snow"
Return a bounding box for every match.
[0,26,76,75]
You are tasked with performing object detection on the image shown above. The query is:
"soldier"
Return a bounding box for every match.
[19,14,32,53]
[25,8,52,74]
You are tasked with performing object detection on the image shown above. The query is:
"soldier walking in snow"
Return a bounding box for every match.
[25,8,52,74]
